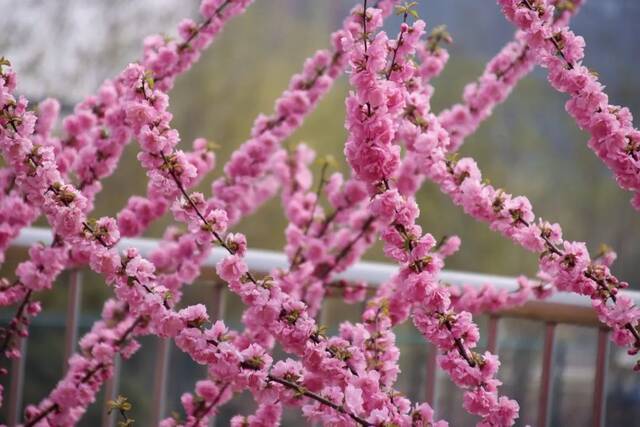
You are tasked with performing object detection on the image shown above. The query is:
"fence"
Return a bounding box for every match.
[3,226,640,426]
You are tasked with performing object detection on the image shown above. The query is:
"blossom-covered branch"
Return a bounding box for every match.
[438,0,582,152]
[343,5,519,425]
[499,0,640,210]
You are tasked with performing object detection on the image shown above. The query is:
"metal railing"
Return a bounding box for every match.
[4,226,640,426]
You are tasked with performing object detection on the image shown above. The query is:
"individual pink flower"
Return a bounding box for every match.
[216,255,248,283]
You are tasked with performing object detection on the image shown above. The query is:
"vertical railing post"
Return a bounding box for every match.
[538,322,556,427]
[424,343,437,408]
[592,328,610,427]
[150,338,171,425]
[210,282,226,321]
[102,356,121,427]
[7,336,27,426]
[487,315,500,354]
[63,270,83,372]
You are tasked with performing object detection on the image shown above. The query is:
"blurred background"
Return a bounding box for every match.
[1,0,639,425]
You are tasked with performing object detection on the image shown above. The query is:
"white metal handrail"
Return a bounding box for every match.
[13,226,640,308]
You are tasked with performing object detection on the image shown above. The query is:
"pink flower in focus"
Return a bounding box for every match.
[216,255,248,283]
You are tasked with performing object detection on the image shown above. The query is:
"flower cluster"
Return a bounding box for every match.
[439,0,582,152]
[0,98,60,265]
[26,219,237,424]
[160,381,233,427]
[22,2,421,426]
[415,121,640,366]
[24,301,143,426]
[397,49,640,376]
[0,0,248,362]
[343,7,519,425]
[499,0,640,210]
[449,276,551,314]
[382,0,640,370]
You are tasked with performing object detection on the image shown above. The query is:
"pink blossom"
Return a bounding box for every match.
[216,255,248,283]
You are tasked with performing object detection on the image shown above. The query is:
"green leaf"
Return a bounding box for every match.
[143,70,155,90]
[395,1,419,18]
